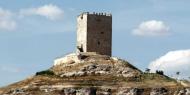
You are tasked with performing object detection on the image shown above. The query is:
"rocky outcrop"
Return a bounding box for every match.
[52,53,141,79]
[117,88,144,95]
[173,88,190,95]
[63,88,76,95]
[77,88,97,95]
[150,88,168,95]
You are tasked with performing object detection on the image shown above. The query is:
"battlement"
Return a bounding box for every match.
[78,12,112,17]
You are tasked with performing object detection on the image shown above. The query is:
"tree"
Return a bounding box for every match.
[156,70,164,75]
[176,72,180,76]
[145,68,150,73]
[176,71,180,80]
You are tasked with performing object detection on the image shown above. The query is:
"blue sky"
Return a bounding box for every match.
[0,0,190,86]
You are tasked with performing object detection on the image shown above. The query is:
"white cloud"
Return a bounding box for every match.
[132,20,170,36]
[0,65,21,73]
[149,49,190,80]
[0,8,17,31]
[20,4,64,21]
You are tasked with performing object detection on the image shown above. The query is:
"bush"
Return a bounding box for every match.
[156,70,164,75]
[36,70,55,76]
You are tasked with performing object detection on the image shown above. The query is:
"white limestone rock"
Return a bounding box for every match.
[54,53,81,66]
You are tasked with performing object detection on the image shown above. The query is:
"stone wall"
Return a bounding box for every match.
[77,14,88,52]
[77,12,112,56]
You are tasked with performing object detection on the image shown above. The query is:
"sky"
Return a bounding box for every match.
[0,0,190,86]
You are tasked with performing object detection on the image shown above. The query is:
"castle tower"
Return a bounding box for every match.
[77,12,112,56]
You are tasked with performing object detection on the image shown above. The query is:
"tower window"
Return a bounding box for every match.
[81,16,83,19]
[98,41,100,45]
[101,32,104,34]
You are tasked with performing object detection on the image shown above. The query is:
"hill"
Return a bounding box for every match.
[0,52,189,95]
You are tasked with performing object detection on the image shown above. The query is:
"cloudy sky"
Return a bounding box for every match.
[0,0,190,86]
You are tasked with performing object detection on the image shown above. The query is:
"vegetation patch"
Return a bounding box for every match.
[36,70,55,76]
[140,73,176,82]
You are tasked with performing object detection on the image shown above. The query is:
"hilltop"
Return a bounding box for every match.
[0,52,189,95]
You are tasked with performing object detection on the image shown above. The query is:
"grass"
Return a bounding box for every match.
[140,73,176,82]
[121,60,142,72]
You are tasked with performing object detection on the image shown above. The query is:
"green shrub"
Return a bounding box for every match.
[36,70,55,76]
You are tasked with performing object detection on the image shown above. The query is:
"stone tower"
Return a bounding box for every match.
[77,12,112,56]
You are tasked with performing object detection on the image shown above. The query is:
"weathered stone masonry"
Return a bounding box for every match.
[77,12,112,56]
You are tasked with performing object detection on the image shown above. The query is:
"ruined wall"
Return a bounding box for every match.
[77,12,112,56]
[77,14,88,52]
